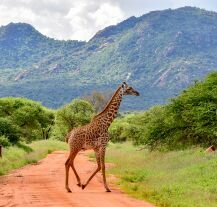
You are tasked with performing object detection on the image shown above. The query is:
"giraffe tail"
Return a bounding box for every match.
[65,132,70,143]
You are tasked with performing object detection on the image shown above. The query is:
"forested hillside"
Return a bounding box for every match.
[1,7,217,109]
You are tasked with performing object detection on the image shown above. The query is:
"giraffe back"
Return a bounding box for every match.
[68,119,109,151]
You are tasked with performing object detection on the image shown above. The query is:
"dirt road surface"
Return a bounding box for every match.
[0,151,155,207]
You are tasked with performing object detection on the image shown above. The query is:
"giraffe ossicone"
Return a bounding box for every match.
[65,82,139,193]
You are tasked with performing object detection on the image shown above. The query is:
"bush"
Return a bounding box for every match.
[109,121,128,142]
[0,135,11,147]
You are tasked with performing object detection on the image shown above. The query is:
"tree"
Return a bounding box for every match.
[0,97,55,143]
[52,99,94,141]
[82,91,112,112]
[0,117,19,144]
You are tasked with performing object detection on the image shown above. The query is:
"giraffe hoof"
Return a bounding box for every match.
[106,189,111,192]
[67,188,72,193]
[81,184,86,190]
[77,183,81,187]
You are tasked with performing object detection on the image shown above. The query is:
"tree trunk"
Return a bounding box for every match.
[0,145,2,158]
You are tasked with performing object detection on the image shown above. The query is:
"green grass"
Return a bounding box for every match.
[106,142,217,207]
[0,140,67,175]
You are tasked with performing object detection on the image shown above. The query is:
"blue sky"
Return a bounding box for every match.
[120,0,217,17]
[0,0,217,41]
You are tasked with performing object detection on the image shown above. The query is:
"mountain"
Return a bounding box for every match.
[1,7,217,110]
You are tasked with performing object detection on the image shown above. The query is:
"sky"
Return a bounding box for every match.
[0,0,217,41]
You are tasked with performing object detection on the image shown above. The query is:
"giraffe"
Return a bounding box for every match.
[65,82,139,193]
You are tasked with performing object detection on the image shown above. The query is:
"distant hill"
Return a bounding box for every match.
[1,7,217,110]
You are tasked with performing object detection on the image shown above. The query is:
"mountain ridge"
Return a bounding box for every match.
[0,6,217,110]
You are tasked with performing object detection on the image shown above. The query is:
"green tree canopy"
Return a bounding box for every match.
[52,99,94,141]
[0,117,19,144]
[0,97,54,143]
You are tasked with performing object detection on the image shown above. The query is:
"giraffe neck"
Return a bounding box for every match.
[93,86,123,128]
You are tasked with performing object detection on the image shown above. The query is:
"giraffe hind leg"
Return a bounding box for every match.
[69,151,81,187]
[65,150,80,192]
[82,150,101,190]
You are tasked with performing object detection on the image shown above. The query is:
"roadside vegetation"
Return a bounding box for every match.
[106,142,217,207]
[109,72,217,150]
[0,140,67,175]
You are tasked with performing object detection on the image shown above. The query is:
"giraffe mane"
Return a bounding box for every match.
[92,85,122,120]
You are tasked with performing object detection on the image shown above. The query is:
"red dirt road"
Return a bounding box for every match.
[0,151,155,207]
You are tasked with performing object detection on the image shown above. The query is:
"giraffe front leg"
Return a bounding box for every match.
[101,148,111,192]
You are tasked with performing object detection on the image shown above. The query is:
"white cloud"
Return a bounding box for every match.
[0,5,37,23]
[0,0,217,41]
[65,1,124,40]
[90,3,124,28]
[0,0,125,41]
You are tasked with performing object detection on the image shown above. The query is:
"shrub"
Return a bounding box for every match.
[0,135,11,147]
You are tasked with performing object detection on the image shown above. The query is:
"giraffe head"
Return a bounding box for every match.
[122,82,140,96]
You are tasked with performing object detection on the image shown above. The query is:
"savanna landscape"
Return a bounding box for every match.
[1,3,217,207]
